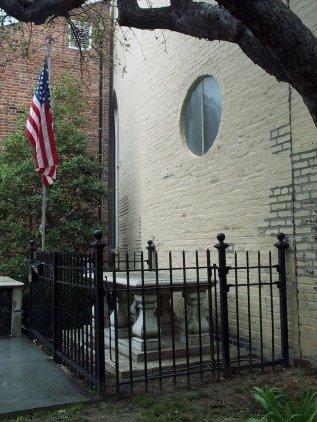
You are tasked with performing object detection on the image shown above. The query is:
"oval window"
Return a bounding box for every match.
[185,76,222,156]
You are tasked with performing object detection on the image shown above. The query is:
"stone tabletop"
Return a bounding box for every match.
[104,271,213,288]
[0,276,24,288]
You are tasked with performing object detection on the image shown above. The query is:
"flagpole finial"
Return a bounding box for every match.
[45,35,54,59]
[93,229,103,242]
[45,34,54,46]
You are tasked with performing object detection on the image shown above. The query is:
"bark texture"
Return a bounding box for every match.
[0,0,316,125]
[0,0,86,24]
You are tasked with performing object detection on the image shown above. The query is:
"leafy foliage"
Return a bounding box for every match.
[248,387,317,422]
[0,72,106,280]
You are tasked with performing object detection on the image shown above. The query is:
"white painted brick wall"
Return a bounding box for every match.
[113,0,317,361]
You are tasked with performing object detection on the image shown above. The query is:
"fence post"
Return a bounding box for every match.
[27,240,37,336]
[52,251,61,363]
[214,233,231,377]
[275,232,289,367]
[146,240,155,270]
[92,230,106,392]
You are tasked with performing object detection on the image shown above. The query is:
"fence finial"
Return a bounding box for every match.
[146,240,155,270]
[28,240,37,249]
[275,232,288,249]
[215,233,229,250]
[217,233,225,243]
[93,229,103,242]
[147,239,154,248]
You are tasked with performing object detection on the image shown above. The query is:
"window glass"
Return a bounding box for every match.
[68,21,92,51]
[185,76,221,156]
[185,81,203,156]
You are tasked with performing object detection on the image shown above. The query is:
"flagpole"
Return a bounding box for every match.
[41,185,47,250]
[40,35,53,251]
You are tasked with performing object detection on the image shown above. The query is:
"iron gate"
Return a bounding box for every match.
[28,230,106,390]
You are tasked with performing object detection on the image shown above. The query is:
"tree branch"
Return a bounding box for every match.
[216,0,317,125]
[117,0,289,83]
[117,0,317,125]
[0,0,316,124]
[0,0,86,24]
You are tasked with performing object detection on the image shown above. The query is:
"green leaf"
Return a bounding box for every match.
[251,387,317,422]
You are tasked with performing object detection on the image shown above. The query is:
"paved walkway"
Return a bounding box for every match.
[0,336,90,417]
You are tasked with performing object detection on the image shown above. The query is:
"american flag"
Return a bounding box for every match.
[25,59,59,186]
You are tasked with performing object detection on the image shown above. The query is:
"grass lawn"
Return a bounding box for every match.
[3,367,316,421]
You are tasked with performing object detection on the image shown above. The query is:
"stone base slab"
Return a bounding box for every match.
[131,337,159,352]
[110,326,129,339]
[105,328,216,363]
[180,333,210,347]
[104,343,249,379]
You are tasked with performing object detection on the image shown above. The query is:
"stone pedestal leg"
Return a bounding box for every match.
[180,290,210,346]
[132,293,158,351]
[130,298,139,324]
[110,293,129,338]
[158,292,177,335]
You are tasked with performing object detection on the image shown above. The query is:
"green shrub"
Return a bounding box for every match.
[248,386,317,422]
[0,72,106,282]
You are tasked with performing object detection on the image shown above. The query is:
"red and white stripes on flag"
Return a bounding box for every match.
[25,59,59,186]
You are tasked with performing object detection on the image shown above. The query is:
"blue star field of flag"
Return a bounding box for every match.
[35,59,51,105]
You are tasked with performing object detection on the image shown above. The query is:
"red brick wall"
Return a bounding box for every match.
[0,11,109,150]
[0,5,110,235]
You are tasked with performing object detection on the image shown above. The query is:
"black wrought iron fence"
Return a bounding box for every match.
[27,231,289,394]
[111,249,144,271]
[105,249,221,393]
[104,233,289,393]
